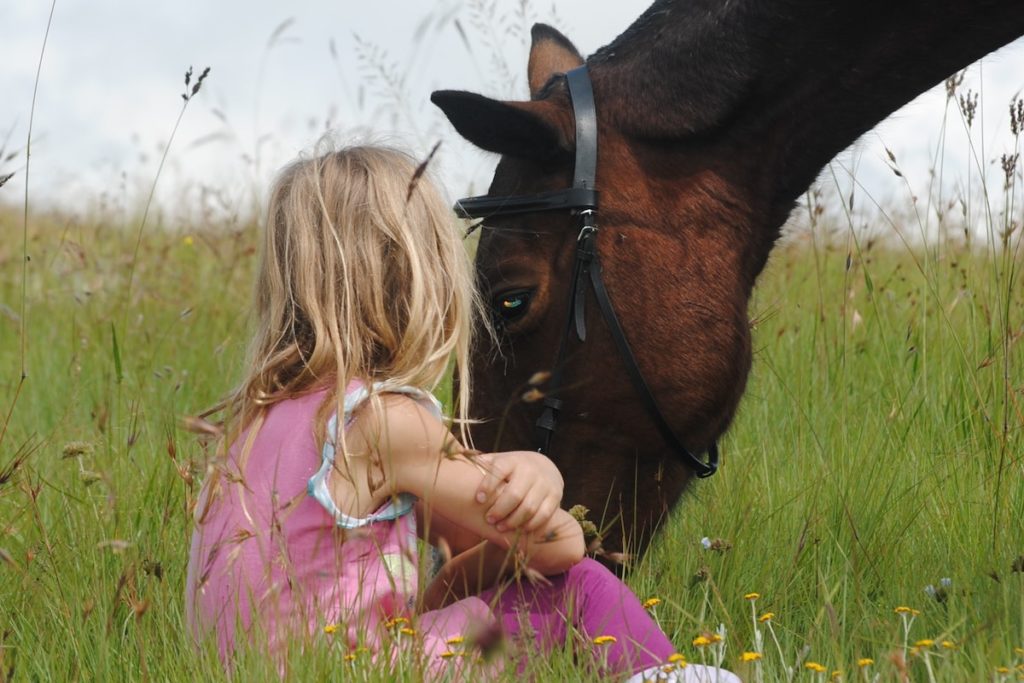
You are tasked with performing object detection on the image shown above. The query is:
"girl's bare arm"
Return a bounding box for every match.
[349,394,585,576]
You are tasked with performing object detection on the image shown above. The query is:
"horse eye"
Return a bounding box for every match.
[492,290,532,324]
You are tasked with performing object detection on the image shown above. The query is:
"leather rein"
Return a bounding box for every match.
[454,65,719,479]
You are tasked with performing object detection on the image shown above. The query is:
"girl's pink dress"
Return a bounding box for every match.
[184,382,495,670]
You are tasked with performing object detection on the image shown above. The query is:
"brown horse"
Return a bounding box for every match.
[431,1,1024,562]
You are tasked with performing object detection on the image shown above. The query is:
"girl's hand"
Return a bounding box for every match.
[474,451,564,533]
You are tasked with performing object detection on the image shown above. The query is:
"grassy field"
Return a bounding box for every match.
[0,193,1021,682]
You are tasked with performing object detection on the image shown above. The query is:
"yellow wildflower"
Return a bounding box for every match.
[593,635,617,646]
[667,653,687,664]
[385,616,410,628]
[343,653,356,662]
[183,235,194,247]
[740,652,762,662]
[915,639,935,648]
[323,623,338,634]
[744,592,761,601]
[692,636,712,647]
[894,606,920,616]
[643,597,662,609]
[399,627,416,636]
[831,671,842,680]
[805,662,827,673]
[710,633,723,643]
[996,667,1010,674]
[758,612,775,623]
[857,658,874,668]
[1015,647,1024,656]
[446,635,464,645]
[440,651,456,659]
[941,640,957,650]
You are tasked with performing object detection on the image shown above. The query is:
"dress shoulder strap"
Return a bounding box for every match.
[306,382,443,529]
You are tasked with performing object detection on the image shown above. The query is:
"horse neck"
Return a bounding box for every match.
[590,0,1024,208]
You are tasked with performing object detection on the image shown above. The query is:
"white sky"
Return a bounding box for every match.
[2,1,1022,232]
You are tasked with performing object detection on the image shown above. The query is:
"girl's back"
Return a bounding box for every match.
[186,381,494,665]
[185,385,414,659]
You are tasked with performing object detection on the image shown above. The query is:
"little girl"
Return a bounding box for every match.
[185,144,739,682]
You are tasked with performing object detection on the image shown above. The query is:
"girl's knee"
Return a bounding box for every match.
[565,557,621,593]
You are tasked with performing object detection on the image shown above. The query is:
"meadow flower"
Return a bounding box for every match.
[830,671,842,680]
[692,635,712,647]
[593,635,617,645]
[805,662,827,673]
[643,597,662,609]
[324,623,338,634]
[700,537,732,552]
[399,627,416,636]
[384,617,410,629]
[662,653,688,672]
[941,640,956,649]
[915,639,935,648]
[857,658,874,668]
[439,651,456,659]
[744,592,761,601]
[446,635,464,645]
[741,651,762,662]
[343,653,356,662]
[995,666,1010,674]
[183,235,194,247]
[893,606,920,616]
[758,612,774,622]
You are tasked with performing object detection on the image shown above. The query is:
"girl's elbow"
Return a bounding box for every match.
[531,524,585,575]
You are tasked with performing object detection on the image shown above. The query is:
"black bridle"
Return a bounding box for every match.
[454,66,719,479]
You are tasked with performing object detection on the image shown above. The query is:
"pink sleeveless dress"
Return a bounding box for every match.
[185,382,495,672]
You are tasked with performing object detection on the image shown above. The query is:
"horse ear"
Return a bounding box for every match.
[528,24,584,97]
[430,91,569,162]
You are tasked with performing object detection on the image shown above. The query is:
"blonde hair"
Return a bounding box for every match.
[217,144,481,454]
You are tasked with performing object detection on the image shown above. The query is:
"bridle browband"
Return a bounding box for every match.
[454,65,719,479]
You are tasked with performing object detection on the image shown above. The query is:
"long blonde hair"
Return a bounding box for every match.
[218,144,480,455]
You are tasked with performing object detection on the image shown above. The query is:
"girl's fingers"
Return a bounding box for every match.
[497,490,542,531]
[523,497,558,533]
[486,481,528,526]
[475,457,510,504]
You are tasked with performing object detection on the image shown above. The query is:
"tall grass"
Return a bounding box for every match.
[0,191,1020,680]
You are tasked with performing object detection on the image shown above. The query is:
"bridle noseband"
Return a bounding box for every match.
[454,65,719,479]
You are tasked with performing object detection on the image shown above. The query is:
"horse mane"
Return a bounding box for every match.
[589,0,1024,205]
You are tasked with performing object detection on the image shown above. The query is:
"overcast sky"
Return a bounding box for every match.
[2,1,1022,230]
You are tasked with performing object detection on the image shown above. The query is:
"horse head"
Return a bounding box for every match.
[433,1,1024,560]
